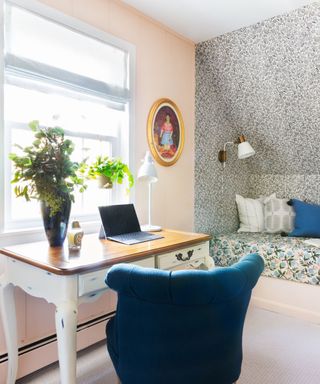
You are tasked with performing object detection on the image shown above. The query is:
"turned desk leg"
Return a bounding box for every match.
[55,301,78,384]
[0,282,18,384]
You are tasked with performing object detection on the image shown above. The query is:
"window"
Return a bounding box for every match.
[1,0,134,233]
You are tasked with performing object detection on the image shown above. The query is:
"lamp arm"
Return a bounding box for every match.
[218,141,236,168]
[223,141,236,151]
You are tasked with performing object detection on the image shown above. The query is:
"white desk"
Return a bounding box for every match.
[0,229,211,384]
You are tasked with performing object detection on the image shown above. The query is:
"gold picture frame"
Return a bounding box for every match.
[147,98,185,166]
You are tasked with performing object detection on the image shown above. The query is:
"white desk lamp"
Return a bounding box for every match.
[138,151,161,231]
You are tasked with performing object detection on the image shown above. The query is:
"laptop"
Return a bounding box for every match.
[98,204,163,245]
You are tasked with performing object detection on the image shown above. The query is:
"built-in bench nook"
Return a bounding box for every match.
[205,190,320,324]
[210,232,320,324]
[211,232,320,285]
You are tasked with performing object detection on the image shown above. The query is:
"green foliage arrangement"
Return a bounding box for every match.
[9,121,86,216]
[86,155,134,190]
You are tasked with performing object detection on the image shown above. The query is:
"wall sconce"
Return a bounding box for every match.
[218,134,255,168]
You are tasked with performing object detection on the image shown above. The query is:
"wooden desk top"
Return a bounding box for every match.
[0,229,211,275]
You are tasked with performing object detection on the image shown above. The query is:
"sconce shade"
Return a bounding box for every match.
[237,141,255,159]
[137,151,158,183]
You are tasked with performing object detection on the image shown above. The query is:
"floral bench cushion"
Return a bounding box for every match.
[210,233,320,285]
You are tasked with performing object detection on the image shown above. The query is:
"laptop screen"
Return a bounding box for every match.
[98,204,141,236]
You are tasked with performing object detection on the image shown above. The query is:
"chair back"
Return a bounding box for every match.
[106,253,264,384]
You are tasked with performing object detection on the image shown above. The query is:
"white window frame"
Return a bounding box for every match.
[0,0,135,246]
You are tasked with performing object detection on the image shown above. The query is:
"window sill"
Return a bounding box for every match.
[0,221,101,247]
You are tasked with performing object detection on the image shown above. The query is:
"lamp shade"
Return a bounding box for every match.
[237,141,255,160]
[137,151,158,183]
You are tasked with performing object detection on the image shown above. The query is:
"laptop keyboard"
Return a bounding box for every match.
[107,231,163,245]
[112,232,146,242]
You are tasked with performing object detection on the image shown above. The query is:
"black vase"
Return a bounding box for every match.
[41,198,71,247]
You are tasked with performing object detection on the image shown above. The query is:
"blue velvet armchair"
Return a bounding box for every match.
[105,253,264,384]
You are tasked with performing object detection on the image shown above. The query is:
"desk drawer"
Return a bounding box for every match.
[157,242,208,270]
[169,258,209,271]
[130,257,155,268]
[78,269,107,296]
[78,257,155,296]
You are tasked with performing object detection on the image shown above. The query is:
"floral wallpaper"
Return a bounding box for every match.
[195,3,320,235]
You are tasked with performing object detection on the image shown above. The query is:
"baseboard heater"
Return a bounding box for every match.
[0,311,116,364]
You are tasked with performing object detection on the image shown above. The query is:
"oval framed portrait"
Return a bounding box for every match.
[147,98,185,166]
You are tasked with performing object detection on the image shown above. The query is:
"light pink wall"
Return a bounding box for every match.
[38,0,196,231]
[3,4,318,379]
[0,1,195,372]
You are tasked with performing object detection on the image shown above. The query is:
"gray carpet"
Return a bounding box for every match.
[17,341,117,384]
[239,307,320,384]
[17,307,320,384]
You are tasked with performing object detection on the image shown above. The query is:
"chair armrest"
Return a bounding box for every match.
[232,253,265,289]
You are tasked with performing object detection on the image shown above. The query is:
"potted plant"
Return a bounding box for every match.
[86,155,134,190]
[9,121,86,247]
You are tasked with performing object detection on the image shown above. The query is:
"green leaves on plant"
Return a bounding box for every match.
[86,155,134,190]
[9,122,87,216]
[29,120,39,132]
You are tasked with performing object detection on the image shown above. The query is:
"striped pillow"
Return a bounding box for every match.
[236,194,275,232]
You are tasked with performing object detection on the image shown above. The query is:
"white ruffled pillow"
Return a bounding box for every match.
[236,193,276,232]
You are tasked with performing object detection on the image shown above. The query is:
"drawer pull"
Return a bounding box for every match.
[187,250,194,258]
[175,250,194,262]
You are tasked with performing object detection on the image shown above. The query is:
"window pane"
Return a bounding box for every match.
[4,81,122,137]
[4,78,128,229]
[6,5,127,88]
[70,138,112,216]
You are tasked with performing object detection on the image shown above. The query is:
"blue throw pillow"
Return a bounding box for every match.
[288,199,320,238]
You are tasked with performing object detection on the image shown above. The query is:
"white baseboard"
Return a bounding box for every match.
[0,315,111,381]
[252,276,320,324]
